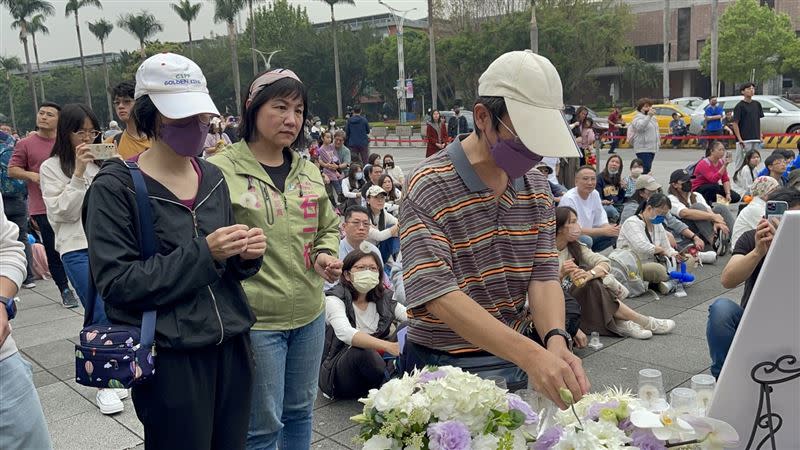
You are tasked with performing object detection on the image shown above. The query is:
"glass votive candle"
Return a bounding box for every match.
[691,374,716,416]
[670,387,698,415]
[515,389,541,413]
[486,375,507,390]
[638,368,665,407]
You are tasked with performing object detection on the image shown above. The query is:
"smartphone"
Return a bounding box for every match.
[86,143,118,160]
[765,200,788,221]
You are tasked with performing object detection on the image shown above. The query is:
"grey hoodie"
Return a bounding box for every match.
[630,111,661,154]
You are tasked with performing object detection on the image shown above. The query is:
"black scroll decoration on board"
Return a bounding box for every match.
[745,355,800,450]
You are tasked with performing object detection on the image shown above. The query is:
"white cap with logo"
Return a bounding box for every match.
[478,50,580,158]
[134,52,220,119]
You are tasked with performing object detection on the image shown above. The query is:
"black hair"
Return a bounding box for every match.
[40,101,62,112]
[636,98,654,112]
[344,205,370,222]
[600,154,623,187]
[110,81,135,99]
[555,206,583,267]
[672,112,679,118]
[51,103,100,178]
[768,188,800,208]
[635,192,672,215]
[733,149,761,184]
[353,106,362,114]
[377,174,398,202]
[383,153,394,163]
[132,95,160,140]
[346,162,364,188]
[668,179,697,208]
[765,154,784,168]
[739,82,756,92]
[575,165,597,175]
[368,153,382,166]
[773,149,794,160]
[340,250,385,303]
[472,96,508,138]
[630,158,645,169]
[240,73,309,149]
[705,140,724,157]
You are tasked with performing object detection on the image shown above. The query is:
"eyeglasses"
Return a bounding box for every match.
[72,130,101,139]
[346,220,371,228]
[352,265,379,272]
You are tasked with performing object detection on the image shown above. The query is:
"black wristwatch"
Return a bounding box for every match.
[1,296,17,320]
[544,328,573,352]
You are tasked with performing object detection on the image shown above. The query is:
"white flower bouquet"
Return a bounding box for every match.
[351,366,740,450]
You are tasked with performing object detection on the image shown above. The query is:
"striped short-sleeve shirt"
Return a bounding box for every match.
[399,138,559,354]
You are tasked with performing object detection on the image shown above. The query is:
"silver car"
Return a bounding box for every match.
[688,95,800,135]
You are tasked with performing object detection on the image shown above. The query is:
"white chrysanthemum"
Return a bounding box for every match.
[363,434,400,450]
[470,434,500,450]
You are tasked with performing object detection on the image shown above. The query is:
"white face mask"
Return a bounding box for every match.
[352,270,380,293]
[608,169,619,175]
[631,167,644,178]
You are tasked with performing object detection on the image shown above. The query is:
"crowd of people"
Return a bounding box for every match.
[1,47,799,450]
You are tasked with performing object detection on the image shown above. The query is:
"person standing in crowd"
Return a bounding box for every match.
[578,117,595,166]
[40,104,129,415]
[703,96,725,150]
[722,110,735,135]
[345,106,370,164]
[318,130,344,204]
[707,188,800,378]
[691,141,741,205]
[667,169,733,255]
[0,197,52,450]
[731,149,762,197]
[209,68,341,450]
[559,166,619,252]
[1,127,35,289]
[342,162,366,210]
[595,154,625,223]
[623,158,645,200]
[731,176,779,246]
[399,50,589,407]
[606,105,625,154]
[669,112,688,148]
[203,117,232,158]
[629,98,660,174]
[731,82,763,170]
[426,109,448,157]
[103,120,122,140]
[8,102,80,308]
[320,250,406,400]
[383,154,404,188]
[447,105,469,139]
[556,206,675,339]
[104,81,151,159]
[84,53,265,449]
[333,130,351,177]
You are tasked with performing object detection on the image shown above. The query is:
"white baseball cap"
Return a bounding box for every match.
[134,53,220,119]
[478,50,580,158]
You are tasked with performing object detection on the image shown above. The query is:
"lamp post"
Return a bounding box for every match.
[251,48,282,72]
[379,0,416,125]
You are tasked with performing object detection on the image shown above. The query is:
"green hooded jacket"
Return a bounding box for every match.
[209,140,340,330]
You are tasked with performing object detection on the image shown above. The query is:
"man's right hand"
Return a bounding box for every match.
[753,218,777,258]
[603,224,620,237]
[206,224,250,262]
[30,172,40,184]
[524,344,589,410]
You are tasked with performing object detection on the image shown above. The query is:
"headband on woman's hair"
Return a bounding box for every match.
[247,69,302,103]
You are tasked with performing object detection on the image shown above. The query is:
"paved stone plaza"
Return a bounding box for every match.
[12,145,745,449]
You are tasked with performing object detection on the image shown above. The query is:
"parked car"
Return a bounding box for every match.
[688,95,800,136]
[621,103,694,135]
[439,110,474,133]
[671,97,705,111]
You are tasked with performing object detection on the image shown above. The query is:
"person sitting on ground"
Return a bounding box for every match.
[691,141,741,205]
[707,188,800,378]
[536,163,566,203]
[202,117,232,158]
[595,154,625,223]
[320,250,407,400]
[360,162,384,200]
[756,149,795,183]
[325,206,386,290]
[788,169,800,191]
[667,169,733,255]
[557,206,675,339]
[763,153,788,186]
[378,174,401,215]
[559,165,619,252]
[341,162,365,210]
[365,185,399,264]
[318,130,344,204]
[623,158,645,200]
[731,149,762,198]
[669,112,688,148]
[383,154,404,188]
[730,176,779,246]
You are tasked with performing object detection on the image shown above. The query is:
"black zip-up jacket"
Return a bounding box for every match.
[82,158,258,350]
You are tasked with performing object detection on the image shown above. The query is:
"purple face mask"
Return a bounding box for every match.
[490,119,543,179]
[160,116,211,157]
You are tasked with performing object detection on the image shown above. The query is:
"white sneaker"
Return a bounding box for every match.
[96,389,124,415]
[615,320,653,339]
[643,317,676,335]
[112,388,129,400]
[657,280,676,295]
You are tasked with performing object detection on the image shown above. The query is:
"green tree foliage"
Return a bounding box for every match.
[366,31,431,109]
[699,0,800,84]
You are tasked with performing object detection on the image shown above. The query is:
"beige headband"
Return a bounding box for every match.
[247,69,302,103]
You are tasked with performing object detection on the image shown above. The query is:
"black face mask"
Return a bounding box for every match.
[385,161,394,168]
[681,180,692,192]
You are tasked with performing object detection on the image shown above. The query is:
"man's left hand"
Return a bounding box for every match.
[547,339,590,395]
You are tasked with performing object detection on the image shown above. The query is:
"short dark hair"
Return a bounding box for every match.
[768,188,800,208]
[765,154,784,167]
[340,250,385,302]
[39,101,61,112]
[353,106,362,114]
[575,165,597,175]
[739,82,756,92]
[709,96,717,100]
[672,112,679,118]
[132,95,160,140]
[344,205,369,221]
[472,96,508,138]
[773,149,794,160]
[51,103,100,177]
[636,192,672,215]
[110,81,135,99]
[630,158,644,169]
[368,153,381,166]
[240,74,308,149]
[636,98,653,112]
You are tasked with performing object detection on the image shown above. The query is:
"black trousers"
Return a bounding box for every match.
[31,214,69,291]
[131,333,254,450]
[694,184,741,206]
[3,195,34,282]
[329,347,386,399]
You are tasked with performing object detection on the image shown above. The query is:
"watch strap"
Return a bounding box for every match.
[0,296,16,320]
[544,328,573,351]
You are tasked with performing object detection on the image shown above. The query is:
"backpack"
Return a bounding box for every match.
[0,136,26,197]
[685,158,705,178]
[607,249,648,298]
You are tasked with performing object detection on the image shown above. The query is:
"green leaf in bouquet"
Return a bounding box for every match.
[506,409,526,430]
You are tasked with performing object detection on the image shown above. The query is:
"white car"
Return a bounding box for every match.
[671,97,705,111]
[688,95,800,136]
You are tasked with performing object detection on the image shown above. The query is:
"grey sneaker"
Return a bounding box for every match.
[61,289,79,308]
[22,280,36,289]
[657,280,677,295]
[615,320,652,339]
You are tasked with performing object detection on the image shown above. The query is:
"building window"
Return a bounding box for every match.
[697,40,706,59]
[760,0,775,9]
[677,8,691,61]
[635,44,665,63]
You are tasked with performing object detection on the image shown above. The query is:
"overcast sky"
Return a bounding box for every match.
[1,0,429,63]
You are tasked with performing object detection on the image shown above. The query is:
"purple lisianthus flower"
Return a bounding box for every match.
[585,401,619,421]
[419,370,447,384]
[630,429,667,450]
[507,393,539,425]
[427,421,471,450]
[532,426,563,450]
[618,417,634,433]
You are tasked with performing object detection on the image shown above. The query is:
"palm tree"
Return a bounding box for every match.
[529,0,538,53]
[65,0,102,109]
[212,0,246,115]
[0,56,22,131]
[28,14,51,101]
[2,0,55,113]
[320,0,354,119]
[117,11,164,59]
[88,19,114,122]
[171,0,202,60]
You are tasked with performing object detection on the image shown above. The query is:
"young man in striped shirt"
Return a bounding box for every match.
[399,50,590,409]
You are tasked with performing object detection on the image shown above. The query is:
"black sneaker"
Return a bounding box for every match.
[61,289,79,308]
[715,229,728,257]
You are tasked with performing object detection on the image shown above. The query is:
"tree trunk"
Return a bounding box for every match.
[331,4,343,119]
[20,33,38,113]
[188,21,195,60]
[428,0,438,110]
[75,13,93,109]
[32,32,45,101]
[140,40,147,60]
[249,0,257,77]
[710,0,718,97]
[6,74,17,131]
[662,0,670,102]
[228,20,242,115]
[101,40,113,123]
[529,0,538,53]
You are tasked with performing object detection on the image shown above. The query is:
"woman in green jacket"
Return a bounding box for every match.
[209,69,341,450]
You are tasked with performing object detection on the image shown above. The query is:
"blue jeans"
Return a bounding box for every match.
[247,313,325,450]
[0,353,52,449]
[706,298,743,379]
[635,152,655,174]
[603,204,620,223]
[579,235,617,253]
[61,249,108,325]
